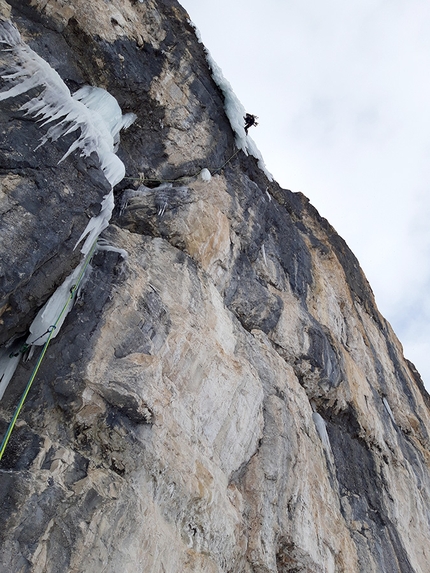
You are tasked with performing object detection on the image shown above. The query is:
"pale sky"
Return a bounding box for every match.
[180,0,430,389]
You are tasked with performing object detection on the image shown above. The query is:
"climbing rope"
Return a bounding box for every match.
[123,147,241,185]
[0,147,244,462]
[212,148,241,174]
[0,239,98,462]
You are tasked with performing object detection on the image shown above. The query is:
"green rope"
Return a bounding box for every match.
[0,146,244,462]
[0,240,98,462]
[124,147,241,184]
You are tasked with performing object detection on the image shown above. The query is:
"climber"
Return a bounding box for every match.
[244,113,258,135]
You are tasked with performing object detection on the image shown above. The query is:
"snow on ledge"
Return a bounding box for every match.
[199,167,212,182]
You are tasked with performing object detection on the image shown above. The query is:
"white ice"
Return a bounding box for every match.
[0,23,133,189]
[75,190,115,255]
[199,167,212,181]
[27,258,88,346]
[0,20,134,391]
[190,21,273,181]
[261,243,268,266]
[312,411,334,464]
[382,397,396,424]
[73,85,136,149]
[0,348,21,401]
[96,238,128,260]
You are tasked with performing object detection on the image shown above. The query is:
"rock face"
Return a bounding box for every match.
[1,1,430,572]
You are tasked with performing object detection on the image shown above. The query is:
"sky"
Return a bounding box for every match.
[180,0,430,390]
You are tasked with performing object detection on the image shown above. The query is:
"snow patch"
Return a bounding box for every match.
[199,168,212,182]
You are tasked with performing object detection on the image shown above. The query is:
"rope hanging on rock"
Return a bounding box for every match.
[0,240,98,463]
[124,147,241,185]
[0,144,246,462]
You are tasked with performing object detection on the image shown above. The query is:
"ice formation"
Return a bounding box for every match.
[199,168,212,182]
[0,348,21,401]
[312,411,334,463]
[75,190,116,255]
[0,22,135,189]
[190,22,273,181]
[96,238,128,260]
[72,85,136,152]
[27,258,89,346]
[0,20,135,393]
[382,397,396,424]
[261,243,268,266]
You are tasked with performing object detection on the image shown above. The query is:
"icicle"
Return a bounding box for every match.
[189,20,273,181]
[0,21,135,361]
[0,21,135,189]
[158,202,167,217]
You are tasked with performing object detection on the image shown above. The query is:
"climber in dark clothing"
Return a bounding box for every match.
[244,113,258,135]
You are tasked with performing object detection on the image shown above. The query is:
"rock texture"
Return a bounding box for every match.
[1,1,430,572]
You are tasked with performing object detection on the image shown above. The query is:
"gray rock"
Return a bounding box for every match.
[0,2,429,572]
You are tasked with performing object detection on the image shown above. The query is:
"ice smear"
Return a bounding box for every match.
[312,411,334,463]
[261,243,267,266]
[190,21,272,181]
[27,258,89,346]
[75,190,115,255]
[382,397,396,424]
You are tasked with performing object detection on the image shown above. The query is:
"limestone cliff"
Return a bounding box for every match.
[0,1,430,572]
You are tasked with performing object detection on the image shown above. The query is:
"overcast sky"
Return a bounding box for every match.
[180,0,430,389]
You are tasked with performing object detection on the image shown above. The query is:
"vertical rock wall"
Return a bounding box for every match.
[0,1,430,572]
